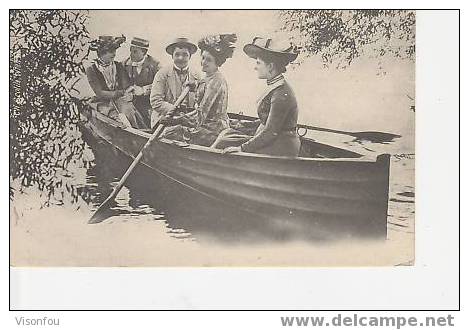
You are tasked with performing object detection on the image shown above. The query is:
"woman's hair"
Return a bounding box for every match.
[198,34,237,67]
[258,52,289,74]
[202,48,226,67]
[97,47,114,58]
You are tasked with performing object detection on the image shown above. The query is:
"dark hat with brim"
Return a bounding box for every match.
[130,37,150,50]
[90,35,126,52]
[243,37,298,63]
[165,37,197,55]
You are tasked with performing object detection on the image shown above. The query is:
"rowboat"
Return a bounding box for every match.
[81,108,391,240]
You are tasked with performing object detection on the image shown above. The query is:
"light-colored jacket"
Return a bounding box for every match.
[149,65,201,116]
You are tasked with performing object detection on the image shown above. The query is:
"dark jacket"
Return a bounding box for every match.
[85,61,130,101]
[241,79,300,157]
[123,55,161,111]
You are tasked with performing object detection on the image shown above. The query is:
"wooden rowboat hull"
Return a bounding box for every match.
[82,110,391,239]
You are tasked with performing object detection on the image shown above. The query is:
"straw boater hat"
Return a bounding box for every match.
[89,35,126,52]
[243,37,299,63]
[165,37,197,55]
[130,37,150,50]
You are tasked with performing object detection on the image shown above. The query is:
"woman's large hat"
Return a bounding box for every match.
[90,35,126,52]
[198,34,237,65]
[243,37,298,63]
[165,37,197,55]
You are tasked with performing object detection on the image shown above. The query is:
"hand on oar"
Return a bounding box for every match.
[222,146,242,154]
[89,87,191,224]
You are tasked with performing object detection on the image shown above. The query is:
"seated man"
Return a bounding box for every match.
[123,37,161,128]
[150,37,201,128]
[86,35,140,128]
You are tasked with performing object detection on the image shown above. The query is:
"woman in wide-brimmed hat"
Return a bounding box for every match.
[162,34,237,147]
[214,36,300,157]
[86,35,141,128]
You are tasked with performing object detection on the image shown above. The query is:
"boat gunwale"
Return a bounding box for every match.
[91,110,382,163]
[87,114,389,185]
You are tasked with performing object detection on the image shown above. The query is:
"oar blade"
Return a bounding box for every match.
[352,132,401,144]
[87,87,190,225]
[88,197,115,224]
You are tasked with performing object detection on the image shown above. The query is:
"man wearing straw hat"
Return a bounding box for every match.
[123,37,161,128]
[150,37,201,128]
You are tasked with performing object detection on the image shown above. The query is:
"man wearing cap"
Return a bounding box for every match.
[150,37,201,127]
[123,37,161,128]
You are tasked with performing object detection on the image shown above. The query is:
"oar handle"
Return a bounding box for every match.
[296,123,350,136]
[149,86,190,136]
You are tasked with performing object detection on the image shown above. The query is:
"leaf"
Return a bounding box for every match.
[10,10,91,205]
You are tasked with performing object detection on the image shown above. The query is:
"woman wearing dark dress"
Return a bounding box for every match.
[85,35,140,128]
[214,37,300,157]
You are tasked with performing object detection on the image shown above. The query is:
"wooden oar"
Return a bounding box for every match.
[297,124,401,143]
[230,113,400,143]
[89,87,190,224]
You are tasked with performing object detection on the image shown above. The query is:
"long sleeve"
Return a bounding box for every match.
[241,87,293,153]
[142,58,160,95]
[154,59,162,73]
[149,69,174,115]
[116,62,131,90]
[196,76,223,126]
[85,66,122,101]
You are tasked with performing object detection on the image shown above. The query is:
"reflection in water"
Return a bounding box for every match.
[80,131,280,242]
[342,135,415,236]
[79,137,188,237]
[79,128,414,243]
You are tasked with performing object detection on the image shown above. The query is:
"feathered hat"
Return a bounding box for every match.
[89,35,126,53]
[243,36,298,63]
[198,34,237,66]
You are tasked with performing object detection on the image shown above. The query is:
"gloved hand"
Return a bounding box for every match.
[159,114,182,126]
[133,85,144,96]
[124,86,135,94]
[180,115,198,128]
[115,89,125,98]
[122,92,133,102]
[222,146,242,154]
[142,85,152,95]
